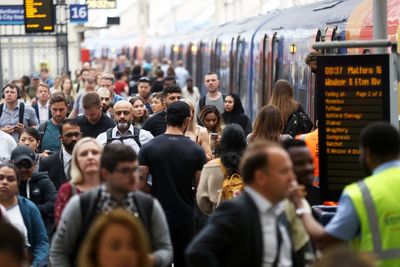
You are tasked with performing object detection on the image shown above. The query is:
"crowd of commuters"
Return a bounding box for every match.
[0,54,399,267]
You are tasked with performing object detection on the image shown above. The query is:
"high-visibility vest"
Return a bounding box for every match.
[345,167,400,267]
[296,128,319,180]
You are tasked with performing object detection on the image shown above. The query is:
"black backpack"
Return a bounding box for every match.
[37,121,49,152]
[0,102,25,123]
[105,126,141,147]
[71,188,154,267]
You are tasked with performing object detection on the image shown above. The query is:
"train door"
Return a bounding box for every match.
[261,34,270,106]
[271,33,283,89]
[237,36,249,100]
[229,37,235,94]
[214,39,230,95]
[231,36,240,95]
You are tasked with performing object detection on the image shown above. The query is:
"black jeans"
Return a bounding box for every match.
[169,221,195,267]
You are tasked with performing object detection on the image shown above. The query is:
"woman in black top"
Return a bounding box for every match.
[221,93,252,135]
[269,79,313,137]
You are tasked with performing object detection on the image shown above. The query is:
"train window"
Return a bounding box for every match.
[315,29,322,42]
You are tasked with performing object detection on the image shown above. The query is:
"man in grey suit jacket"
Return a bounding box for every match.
[186,142,300,267]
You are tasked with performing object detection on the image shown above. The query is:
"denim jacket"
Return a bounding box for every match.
[18,196,49,267]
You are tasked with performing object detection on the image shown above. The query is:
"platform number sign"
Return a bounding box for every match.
[69,4,88,23]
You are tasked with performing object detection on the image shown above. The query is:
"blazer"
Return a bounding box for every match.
[186,192,298,267]
[32,102,52,123]
[39,150,69,190]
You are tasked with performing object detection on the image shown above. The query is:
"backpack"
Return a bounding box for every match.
[0,102,25,124]
[71,188,153,267]
[37,121,49,152]
[105,126,141,147]
[218,159,245,202]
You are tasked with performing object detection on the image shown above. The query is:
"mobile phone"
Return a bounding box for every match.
[210,133,218,141]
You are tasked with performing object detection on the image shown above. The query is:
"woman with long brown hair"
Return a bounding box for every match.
[183,99,212,161]
[269,79,313,137]
[248,104,288,143]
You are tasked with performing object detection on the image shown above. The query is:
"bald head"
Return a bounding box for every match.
[114,100,133,132]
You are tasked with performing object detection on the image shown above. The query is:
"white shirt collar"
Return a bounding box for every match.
[62,146,72,163]
[245,186,284,216]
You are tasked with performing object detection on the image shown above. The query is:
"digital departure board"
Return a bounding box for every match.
[317,54,391,201]
[24,0,54,33]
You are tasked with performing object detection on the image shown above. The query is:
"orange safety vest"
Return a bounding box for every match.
[296,128,319,184]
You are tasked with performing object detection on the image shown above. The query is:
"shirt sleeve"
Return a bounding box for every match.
[325,194,360,241]
[139,129,154,145]
[26,106,38,126]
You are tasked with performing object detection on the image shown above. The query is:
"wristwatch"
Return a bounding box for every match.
[295,207,310,217]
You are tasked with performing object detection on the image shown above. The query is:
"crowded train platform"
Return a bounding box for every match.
[1,0,400,266]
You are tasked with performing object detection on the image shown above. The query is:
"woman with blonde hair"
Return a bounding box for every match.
[79,209,151,267]
[129,96,149,128]
[248,104,288,143]
[269,79,313,137]
[183,99,212,161]
[54,137,102,225]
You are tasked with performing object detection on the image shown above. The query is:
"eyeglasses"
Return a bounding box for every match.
[15,161,33,169]
[63,132,82,138]
[114,167,138,175]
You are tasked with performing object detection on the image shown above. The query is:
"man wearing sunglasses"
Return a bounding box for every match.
[11,145,57,235]
[39,119,82,190]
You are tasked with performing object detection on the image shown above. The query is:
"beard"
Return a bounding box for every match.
[117,121,131,131]
[64,140,77,154]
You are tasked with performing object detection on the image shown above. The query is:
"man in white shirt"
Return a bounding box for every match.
[186,142,298,267]
[96,100,153,154]
[33,83,51,124]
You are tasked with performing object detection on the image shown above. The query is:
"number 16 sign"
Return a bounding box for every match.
[70,4,88,23]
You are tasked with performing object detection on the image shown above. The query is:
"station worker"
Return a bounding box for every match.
[290,121,400,267]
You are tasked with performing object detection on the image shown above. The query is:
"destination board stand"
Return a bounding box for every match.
[24,0,55,33]
[317,54,397,201]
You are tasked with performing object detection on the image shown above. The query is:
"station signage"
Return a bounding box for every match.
[0,5,24,25]
[86,0,116,9]
[69,4,88,23]
[24,0,54,33]
[317,54,391,201]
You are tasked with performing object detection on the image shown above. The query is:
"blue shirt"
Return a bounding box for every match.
[0,102,38,141]
[40,120,61,152]
[325,160,400,241]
